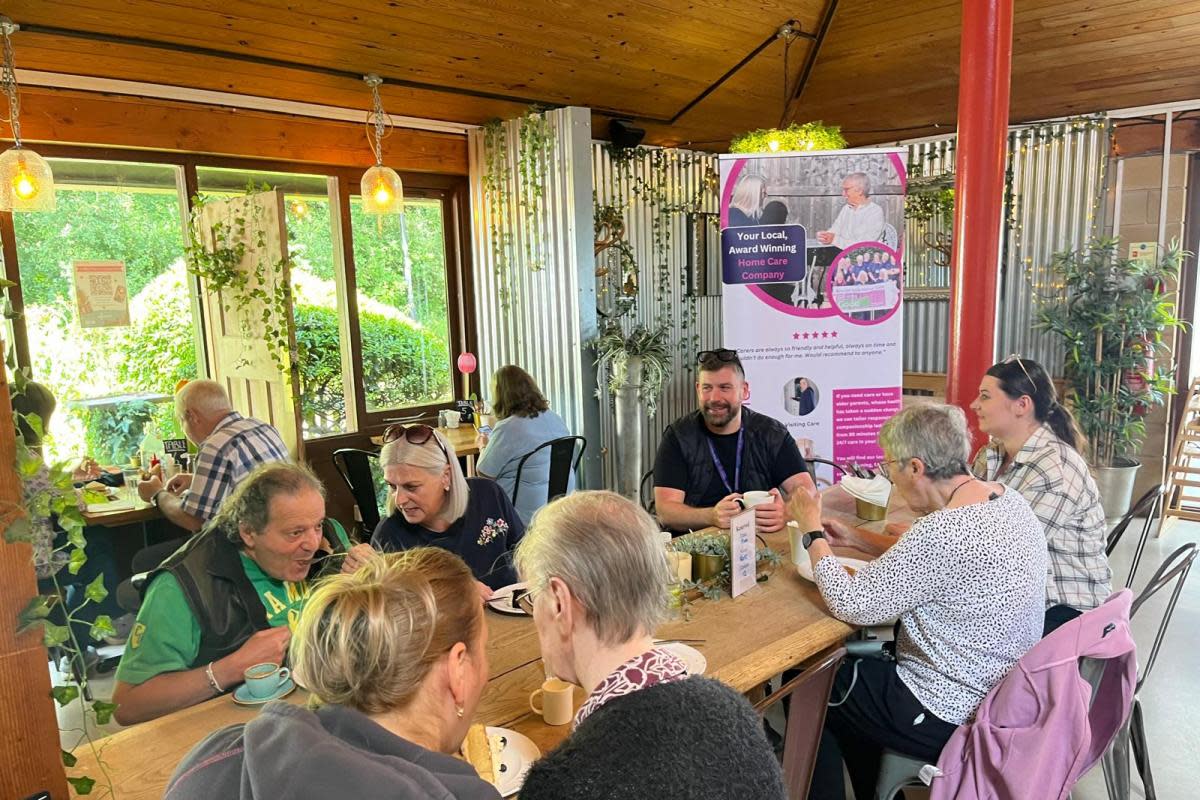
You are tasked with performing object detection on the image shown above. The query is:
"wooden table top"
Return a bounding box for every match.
[370,424,481,458]
[80,498,161,528]
[69,484,911,798]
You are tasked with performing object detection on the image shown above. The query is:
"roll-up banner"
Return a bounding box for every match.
[719,149,906,478]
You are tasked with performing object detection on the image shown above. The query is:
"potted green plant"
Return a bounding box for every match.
[1038,237,1186,517]
[594,323,670,498]
[670,532,730,580]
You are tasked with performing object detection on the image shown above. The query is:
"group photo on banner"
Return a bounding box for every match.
[719,149,908,479]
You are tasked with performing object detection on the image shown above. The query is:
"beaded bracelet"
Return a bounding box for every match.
[205,661,223,694]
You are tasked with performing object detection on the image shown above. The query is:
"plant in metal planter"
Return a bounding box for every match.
[1038,238,1186,512]
[669,533,782,600]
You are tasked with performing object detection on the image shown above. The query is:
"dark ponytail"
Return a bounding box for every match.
[985,358,1086,453]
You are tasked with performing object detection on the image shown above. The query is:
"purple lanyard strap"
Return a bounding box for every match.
[706,428,744,495]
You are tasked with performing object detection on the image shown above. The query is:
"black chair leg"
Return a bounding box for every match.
[1129,699,1156,800]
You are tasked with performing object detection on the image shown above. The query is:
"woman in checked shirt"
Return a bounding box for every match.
[970,356,1111,634]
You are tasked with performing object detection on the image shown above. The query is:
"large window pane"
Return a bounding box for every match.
[12,159,192,465]
[195,167,347,438]
[350,197,453,413]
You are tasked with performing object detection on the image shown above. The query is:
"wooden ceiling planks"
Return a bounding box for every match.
[3,0,1199,150]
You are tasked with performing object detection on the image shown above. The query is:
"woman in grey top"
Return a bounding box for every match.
[477,365,574,523]
[788,404,1048,800]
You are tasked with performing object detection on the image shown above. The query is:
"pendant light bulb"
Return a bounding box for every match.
[0,18,55,212]
[361,73,403,215]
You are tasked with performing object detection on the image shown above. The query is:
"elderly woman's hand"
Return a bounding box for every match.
[785,486,823,532]
[476,581,494,603]
[341,543,377,574]
[821,518,861,548]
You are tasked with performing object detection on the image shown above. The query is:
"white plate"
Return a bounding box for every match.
[655,642,707,676]
[794,554,869,583]
[486,726,539,797]
[486,582,529,616]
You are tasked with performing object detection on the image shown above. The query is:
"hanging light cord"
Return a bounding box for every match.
[1,20,22,146]
[364,74,392,167]
[779,23,797,129]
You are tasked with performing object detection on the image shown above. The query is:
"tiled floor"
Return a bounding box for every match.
[52,517,1199,799]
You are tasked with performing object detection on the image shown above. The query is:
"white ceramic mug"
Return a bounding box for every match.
[529,678,575,726]
[741,490,773,508]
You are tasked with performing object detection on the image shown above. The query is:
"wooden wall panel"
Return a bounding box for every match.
[0,345,69,799]
[15,87,469,175]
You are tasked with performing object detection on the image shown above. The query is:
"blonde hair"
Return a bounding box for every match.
[515,491,668,646]
[292,548,482,715]
[380,429,469,523]
[729,175,768,220]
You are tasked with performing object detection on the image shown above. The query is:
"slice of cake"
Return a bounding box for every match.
[462,723,499,783]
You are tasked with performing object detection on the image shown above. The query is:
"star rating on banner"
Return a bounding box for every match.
[792,330,839,341]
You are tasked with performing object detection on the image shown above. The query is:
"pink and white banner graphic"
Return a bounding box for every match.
[718,149,906,478]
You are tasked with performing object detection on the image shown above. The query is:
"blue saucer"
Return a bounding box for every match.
[232,678,296,705]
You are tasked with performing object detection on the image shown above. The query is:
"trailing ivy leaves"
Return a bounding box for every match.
[61,749,78,767]
[85,573,109,604]
[43,622,71,648]
[16,592,56,633]
[51,684,81,707]
[3,515,32,543]
[89,615,116,643]
[91,700,118,726]
[68,546,88,575]
[67,776,96,795]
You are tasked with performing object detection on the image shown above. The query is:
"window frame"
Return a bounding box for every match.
[0,145,477,442]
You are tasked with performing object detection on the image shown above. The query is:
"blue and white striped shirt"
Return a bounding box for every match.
[181,411,290,521]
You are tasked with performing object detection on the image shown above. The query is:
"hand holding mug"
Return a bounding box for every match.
[713,494,743,529]
[752,489,786,533]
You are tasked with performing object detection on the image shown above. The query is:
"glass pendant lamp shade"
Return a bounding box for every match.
[0,145,55,212]
[360,163,403,214]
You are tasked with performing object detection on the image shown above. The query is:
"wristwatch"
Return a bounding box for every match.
[801,529,826,550]
[150,490,165,509]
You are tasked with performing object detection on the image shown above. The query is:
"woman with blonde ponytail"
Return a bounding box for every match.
[970,356,1110,634]
[166,548,500,800]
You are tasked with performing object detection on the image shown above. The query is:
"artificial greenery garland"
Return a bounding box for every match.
[729,121,847,154]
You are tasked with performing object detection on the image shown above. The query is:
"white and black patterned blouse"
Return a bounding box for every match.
[974,424,1111,610]
[815,487,1048,725]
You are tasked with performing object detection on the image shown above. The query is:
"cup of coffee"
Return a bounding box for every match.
[243,662,290,699]
[787,521,804,564]
[529,678,575,726]
[741,490,773,509]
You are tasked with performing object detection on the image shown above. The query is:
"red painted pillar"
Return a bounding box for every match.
[945,0,1014,451]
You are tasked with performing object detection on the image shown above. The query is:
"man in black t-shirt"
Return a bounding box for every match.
[653,349,813,532]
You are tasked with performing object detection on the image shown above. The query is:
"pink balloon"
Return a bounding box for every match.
[457,352,478,374]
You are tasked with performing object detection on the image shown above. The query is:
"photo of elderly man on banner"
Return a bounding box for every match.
[718,149,907,483]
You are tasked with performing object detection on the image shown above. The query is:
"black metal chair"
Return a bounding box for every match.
[511,436,586,508]
[332,448,385,534]
[1105,483,1164,589]
[806,456,848,488]
[1102,542,1197,800]
[640,468,656,513]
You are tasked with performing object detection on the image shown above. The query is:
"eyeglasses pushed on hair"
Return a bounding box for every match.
[381,423,450,464]
[696,348,740,365]
[1003,353,1036,387]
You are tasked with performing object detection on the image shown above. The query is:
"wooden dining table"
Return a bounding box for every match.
[68,483,908,798]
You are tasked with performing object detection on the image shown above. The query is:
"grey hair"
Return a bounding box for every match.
[845,172,871,197]
[878,404,972,481]
[379,429,469,523]
[208,461,325,544]
[515,491,669,646]
[176,379,233,417]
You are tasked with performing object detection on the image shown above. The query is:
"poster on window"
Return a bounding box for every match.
[72,260,131,328]
[718,149,906,478]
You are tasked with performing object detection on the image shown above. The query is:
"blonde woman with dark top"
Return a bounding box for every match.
[166,548,500,800]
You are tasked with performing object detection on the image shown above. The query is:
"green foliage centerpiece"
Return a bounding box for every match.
[670,532,782,600]
[729,122,847,154]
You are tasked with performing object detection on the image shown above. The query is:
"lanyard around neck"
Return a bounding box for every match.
[706,428,744,495]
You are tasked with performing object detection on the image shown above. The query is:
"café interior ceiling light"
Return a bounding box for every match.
[0,16,54,212]
[360,73,403,215]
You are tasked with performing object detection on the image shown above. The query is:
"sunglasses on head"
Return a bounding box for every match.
[697,348,740,365]
[381,423,450,463]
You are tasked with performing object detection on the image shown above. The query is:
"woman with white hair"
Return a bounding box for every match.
[342,425,524,594]
[786,404,1048,800]
[514,491,786,800]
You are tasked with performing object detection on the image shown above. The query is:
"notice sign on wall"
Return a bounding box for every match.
[73,260,131,328]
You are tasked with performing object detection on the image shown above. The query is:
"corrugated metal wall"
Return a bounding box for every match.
[901,117,1109,377]
[468,107,602,485]
[592,146,721,490]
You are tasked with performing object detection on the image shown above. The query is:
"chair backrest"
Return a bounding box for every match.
[1106,483,1164,587]
[805,456,848,488]
[511,436,587,507]
[639,468,656,513]
[754,646,845,800]
[332,448,383,533]
[1129,542,1197,691]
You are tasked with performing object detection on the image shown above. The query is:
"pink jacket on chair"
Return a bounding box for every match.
[930,590,1136,800]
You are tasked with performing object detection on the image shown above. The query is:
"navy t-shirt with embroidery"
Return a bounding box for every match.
[371,477,525,589]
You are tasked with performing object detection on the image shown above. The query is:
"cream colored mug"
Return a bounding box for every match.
[741,490,773,508]
[529,678,575,726]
